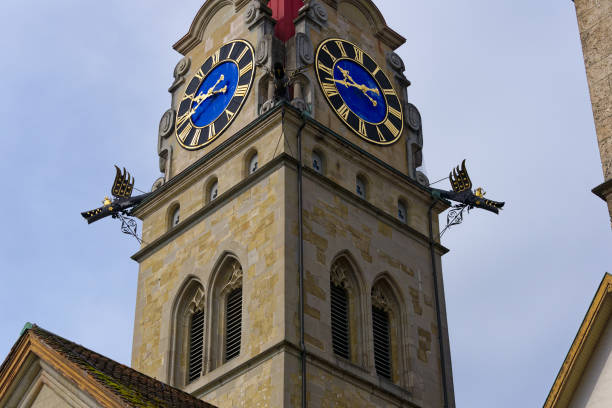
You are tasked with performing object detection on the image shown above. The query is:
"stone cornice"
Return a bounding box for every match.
[132,151,448,263]
[173,0,235,55]
[592,178,612,201]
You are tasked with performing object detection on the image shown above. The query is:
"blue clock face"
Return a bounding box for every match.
[316,38,404,145]
[190,61,239,128]
[176,39,255,150]
[333,59,386,124]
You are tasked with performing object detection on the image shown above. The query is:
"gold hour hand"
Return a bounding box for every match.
[206,74,225,95]
[332,68,379,106]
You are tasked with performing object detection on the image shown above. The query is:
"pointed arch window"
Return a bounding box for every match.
[188,309,204,382]
[372,286,393,380]
[210,257,244,370]
[170,280,206,386]
[330,263,350,359]
[223,262,242,362]
[328,255,365,365]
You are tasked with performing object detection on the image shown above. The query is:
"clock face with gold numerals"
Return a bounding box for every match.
[315,38,404,145]
[176,39,255,150]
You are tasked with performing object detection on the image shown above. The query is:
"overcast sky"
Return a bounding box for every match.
[0,1,610,407]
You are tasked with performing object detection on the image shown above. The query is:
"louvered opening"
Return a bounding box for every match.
[372,305,392,380]
[188,310,204,383]
[331,283,350,359]
[225,287,242,361]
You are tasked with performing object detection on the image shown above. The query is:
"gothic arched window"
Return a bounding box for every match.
[209,256,243,370]
[371,279,403,383]
[329,254,365,365]
[169,278,206,386]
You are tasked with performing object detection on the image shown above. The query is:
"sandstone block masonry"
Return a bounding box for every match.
[575,0,612,226]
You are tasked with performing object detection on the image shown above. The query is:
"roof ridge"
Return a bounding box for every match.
[23,324,215,408]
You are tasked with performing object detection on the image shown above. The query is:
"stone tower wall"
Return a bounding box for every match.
[574,0,612,226]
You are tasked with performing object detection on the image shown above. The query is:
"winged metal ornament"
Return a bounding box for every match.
[434,160,505,214]
[81,166,150,225]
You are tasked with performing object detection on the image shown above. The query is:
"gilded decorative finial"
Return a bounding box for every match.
[103,197,112,206]
[475,187,486,198]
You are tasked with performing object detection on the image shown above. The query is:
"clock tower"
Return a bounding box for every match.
[130,1,455,407]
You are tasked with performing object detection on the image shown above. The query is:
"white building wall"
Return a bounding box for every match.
[569,319,612,408]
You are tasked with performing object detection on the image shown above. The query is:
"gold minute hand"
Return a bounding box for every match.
[331,73,379,106]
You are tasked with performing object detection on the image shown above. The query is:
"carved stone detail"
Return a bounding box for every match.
[386,51,405,73]
[406,103,422,131]
[159,109,175,139]
[256,37,269,66]
[169,57,191,93]
[260,99,275,115]
[186,286,205,315]
[244,0,274,31]
[330,262,349,289]
[295,32,314,67]
[152,177,165,192]
[222,261,243,294]
[298,0,328,28]
[372,287,391,312]
[416,171,430,187]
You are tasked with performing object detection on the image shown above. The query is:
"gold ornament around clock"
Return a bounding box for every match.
[315,38,404,145]
[175,39,255,150]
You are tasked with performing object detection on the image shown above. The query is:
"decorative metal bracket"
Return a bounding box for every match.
[114,212,142,244]
[439,203,469,238]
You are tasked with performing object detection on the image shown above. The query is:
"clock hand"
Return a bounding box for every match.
[187,75,228,119]
[330,76,379,106]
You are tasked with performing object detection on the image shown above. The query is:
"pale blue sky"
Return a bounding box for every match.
[0,1,610,407]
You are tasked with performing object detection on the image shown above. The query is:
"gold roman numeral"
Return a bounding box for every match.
[372,66,380,76]
[384,118,400,137]
[383,88,395,95]
[178,123,193,142]
[355,48,364,64]
[176,112,190,128]
[208,123,216,140]
[335,40,347,57]
[388,106,402,119]
[358,119,367,136]
[337,103,350,120]
[212,49,220,65]
[225,109,235,121]
[322,81,339,97]
[227,42,236,59]
[318,60,334,76]
[236,46,249,63]
[376,127,385,142]
[321,45,337,62]
[190,129,202,146]
[239,61,253,77]
[194,69,205,80]
[235,84,249,97]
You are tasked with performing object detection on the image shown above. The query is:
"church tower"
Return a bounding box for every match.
[130,1,455,407]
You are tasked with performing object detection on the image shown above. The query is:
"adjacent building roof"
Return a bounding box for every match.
[544,273,612,408]
[0,324,216,408]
